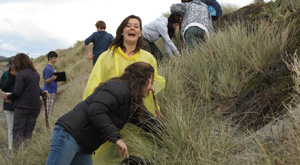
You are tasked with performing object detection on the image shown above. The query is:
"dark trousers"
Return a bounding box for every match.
[184,26,206,50]
[13,107,40,149]
[142,39,163,61]
[92,56,99,66]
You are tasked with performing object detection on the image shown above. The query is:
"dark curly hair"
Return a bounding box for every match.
[13,53,36,72]
[96,62,154,118]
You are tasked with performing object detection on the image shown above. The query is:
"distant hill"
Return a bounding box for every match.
[0,56,9,62]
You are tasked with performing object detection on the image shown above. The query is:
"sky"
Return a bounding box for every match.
[0,0,268,58]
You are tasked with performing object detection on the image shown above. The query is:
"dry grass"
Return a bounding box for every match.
[1,1,300,164]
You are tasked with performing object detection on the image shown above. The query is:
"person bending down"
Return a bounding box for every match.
[46,62,164,165]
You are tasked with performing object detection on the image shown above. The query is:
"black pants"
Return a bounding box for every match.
[13,107,40,149]
[142,39,163,61]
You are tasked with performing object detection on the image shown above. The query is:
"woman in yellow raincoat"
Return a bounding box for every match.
[83,15,165,164]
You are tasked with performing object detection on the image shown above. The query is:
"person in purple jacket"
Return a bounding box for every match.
[85,20,114,66]
[3,53,47,150]
[42,51,58,116]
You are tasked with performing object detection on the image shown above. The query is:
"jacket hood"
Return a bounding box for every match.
[96,31,107,39]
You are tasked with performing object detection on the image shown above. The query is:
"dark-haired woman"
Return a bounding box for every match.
[3,53,46,149]
[46,62,163,165]
[83,15,165,163]
[142,14,181,60]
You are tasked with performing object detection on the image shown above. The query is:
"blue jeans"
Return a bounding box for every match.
[46,125,92,165]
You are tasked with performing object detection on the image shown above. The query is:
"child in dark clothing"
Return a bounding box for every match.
[0,57,16,154]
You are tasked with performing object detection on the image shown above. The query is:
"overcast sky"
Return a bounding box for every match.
[0,0,270,58]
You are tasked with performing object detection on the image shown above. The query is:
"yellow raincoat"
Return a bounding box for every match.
[83,46,165,164]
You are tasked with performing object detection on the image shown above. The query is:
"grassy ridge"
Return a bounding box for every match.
[1,0,300,164]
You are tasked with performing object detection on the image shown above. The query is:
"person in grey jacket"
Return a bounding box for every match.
[142,14,181,60]
[171,0,214,49]
[46,62,164,165]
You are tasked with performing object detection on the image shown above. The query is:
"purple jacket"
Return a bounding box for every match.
[7,68,41,110]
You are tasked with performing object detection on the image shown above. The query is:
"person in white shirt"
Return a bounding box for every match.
[142,14,181,60]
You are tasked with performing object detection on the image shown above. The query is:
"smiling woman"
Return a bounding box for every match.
[82,15,166,164]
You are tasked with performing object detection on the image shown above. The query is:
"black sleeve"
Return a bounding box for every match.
[87,82,129,143]
[0,73,15,92]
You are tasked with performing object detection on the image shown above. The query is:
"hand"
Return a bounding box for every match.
[116,139,129,159]
[51,75,57,80]
[44,90,49,97]
[88,53,94,59]
[2,92,8,100]
[4,99,12,104]
[151,87,155,95]
[2,93,12,104]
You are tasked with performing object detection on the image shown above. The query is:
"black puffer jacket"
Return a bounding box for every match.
[56,81,163,154]
[0,70,15,111]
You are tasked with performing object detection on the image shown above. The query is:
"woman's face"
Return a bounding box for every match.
[142,76,154,98]
[122,18,142,45]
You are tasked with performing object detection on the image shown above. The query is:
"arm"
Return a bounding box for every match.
[44,76,57,84]
[85,33,94,59]
[87,83,129,143]
[43,67,57,84]
[157,24,180,57]
[7,73,24,100]
[85,45,93,59]
[0,71,15,92]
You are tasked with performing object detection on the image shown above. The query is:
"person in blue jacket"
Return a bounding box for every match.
[85,20,114,66]
[0,57,16,154]
[200,0,223,21]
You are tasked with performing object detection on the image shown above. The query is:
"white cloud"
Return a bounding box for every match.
[0,0,270,58]
[0,43,19,51]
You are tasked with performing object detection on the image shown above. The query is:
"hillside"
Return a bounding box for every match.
[1,0,300,164]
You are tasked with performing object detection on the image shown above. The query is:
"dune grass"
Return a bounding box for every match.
[1,1,300,164]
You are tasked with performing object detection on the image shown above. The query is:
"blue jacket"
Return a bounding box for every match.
[0,70,15,111]
[201,0,223,17]
[85,31,114,60]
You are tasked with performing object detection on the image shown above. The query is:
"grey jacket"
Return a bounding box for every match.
[142,17,180,57]
[171,0,214,37]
